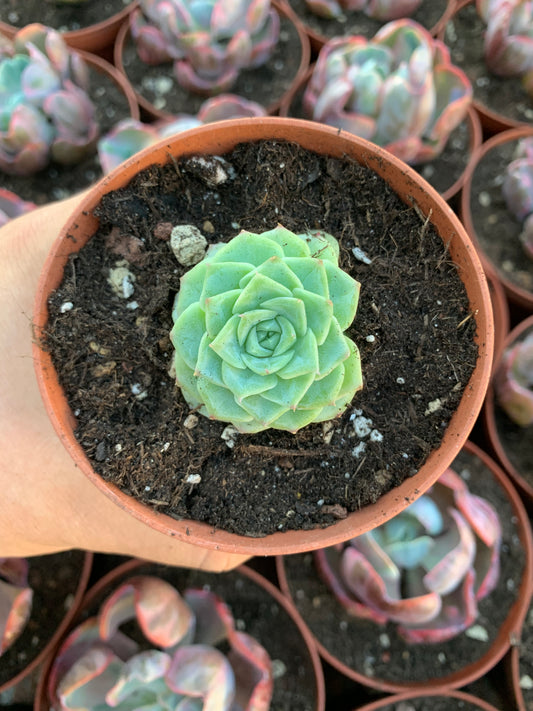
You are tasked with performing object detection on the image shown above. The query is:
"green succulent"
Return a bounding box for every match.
[170,225,362,433]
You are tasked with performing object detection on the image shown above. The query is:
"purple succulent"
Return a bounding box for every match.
[477,0,533,77]
[0,24,98,176]
[0,188,36,227]
[304,0,423,21]
[0,558,33,656]
[502,136,533,260]
[315,467,501,643]
[302,19,472,165]
[494,330,533,427]
[130,0,280,95]
[48,575,273,711]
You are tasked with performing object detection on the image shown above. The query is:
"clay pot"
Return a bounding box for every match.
[352,689,504,711]
[438,0,533,134]
[460,127,533,313]
[483,314,533,509]
[113,0,310,120]
[0,552,92,699]
[32,117,493,556]
[0,1,136,55]
[34,558,326,711]
[278,65,482,204]
[276,440,533,693]
[80,50,140,122]
[487,271,510,371]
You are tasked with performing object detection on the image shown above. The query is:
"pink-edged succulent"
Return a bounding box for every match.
[98,94,267,173]
[130,0,280,95]
[304,0,423,21]
[477,0,533,78]
[494,329,533,427]
[0,188,36,227]
[302,18,472,165]
[48,575,273,711]
[315,468,501,643]
[502,136,533,260]
[0,558,33,656]
[0,23,98,176]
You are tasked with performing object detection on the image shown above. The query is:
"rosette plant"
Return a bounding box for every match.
[130,0,280,95]
[304,0,423,21]
[47,575,272,711]
[315,467,502,643]
[170,225,362,433]
[502,136,533,259]
[494,330,533,427]
[302,19,472,165]
[0,23,98,176]
[0,557,33,656]
[477,0,533,79]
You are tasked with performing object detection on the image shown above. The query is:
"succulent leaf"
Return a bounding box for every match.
[495,330,533,426]
[477,0,533,77]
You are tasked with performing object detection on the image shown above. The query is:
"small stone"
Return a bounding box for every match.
[185,473,201,485]
[170,224,208,266]
[203,220,215,233]
[465,624,489,642]
[95,441,107,461]
[60,301,74,313]
[91,361,116,378]
[520,675,533,690]
[184,155,236,186]
[183,414,199,429]
[221,425,239,448]
[352,246,372,264]
[108,263,135,299]
[153,222,173,240]
[271,660,287,679]
[322,420,335,444]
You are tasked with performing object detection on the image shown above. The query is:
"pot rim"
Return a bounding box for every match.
[32,116,494,556]
[351,687,505,711]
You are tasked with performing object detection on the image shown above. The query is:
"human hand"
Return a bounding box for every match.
[0,195,249,571]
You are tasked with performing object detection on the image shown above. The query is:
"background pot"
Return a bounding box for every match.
[351,688,505,711]
[276,440,533,693]
[461,127,533,313]
[32,117,493,556]
[34,558,326,711]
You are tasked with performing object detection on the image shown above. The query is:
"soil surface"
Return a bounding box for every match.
[0,550,88,688]
[119,6,304,116]
[517,602,533,711]
[0,60,134,206]
[43,138,478,538]
[280,446,526,686]
[57,562,320,711]
[286,0,449,44]
[466,135,533,298]
[442,1,533,127]
[0,0,133,32]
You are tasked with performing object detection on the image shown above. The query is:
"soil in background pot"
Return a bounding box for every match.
[279,446,526,686]
[0,0,133,33]
[42,138,478,538]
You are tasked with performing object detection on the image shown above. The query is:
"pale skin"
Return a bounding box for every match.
[0,194,249,571]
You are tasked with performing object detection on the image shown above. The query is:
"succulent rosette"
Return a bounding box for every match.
[170,225,362,433]
[477,0,533,78]
[0,557,33,656]
[315,468,502,643]
[502,136,533,260]
[494,330,533,427]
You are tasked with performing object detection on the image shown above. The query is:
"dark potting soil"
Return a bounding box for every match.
[283,71,475,201]
[0,550,88,688]
[119,7,304,115]
[280,446,526,685]
[443,1,533,127]
[286,0,449,43]
[43,139,478,538]
[0,0,133,32]
[0,61,133,206]
[67,562,320,711]
[517,601,533,711]
[466,135,533,298]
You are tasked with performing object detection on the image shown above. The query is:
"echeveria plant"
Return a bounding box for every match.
[315,467,501,643]
[477,0,533,78]
[130,0,280,94]
[0,23,98,176]
[98,94,267,173]
[48,575,273,711]
[170,225,362,433]
[494,330,533,427]
[0,558,33,656]
[302,19,472,165]
[304,0,423,21]
[502,136,533,260]
[0,188,36,227]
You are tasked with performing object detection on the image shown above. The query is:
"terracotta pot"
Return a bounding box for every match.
[79,49,140,122]
[113,0,310,120]
[483,314,533,508]
[352,688,504,711]
[34,558,326,711]
[279,65,482,204]
[460,127,533,313]
[0,1,136,55]
[487,271,510,371]
[276,440,533,693]
[0,551,92,698]
[509,616,532,711]
[280,0,453,55]
[32,117,493,556]
[438,0,533,134]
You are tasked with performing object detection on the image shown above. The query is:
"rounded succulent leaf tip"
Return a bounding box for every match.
[171,225,363,432]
